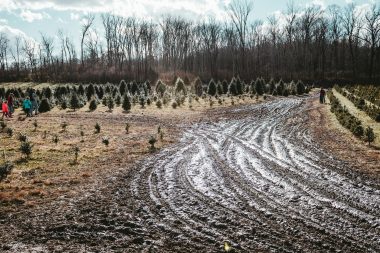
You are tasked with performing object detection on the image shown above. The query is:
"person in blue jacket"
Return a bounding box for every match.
[23,97,32,117]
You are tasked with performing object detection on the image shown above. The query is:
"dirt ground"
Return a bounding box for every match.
[0,93,379,252]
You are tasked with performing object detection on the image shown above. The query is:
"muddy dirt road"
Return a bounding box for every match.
[1,96,380,252]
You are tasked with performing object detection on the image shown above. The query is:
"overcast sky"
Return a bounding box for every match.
[0,0,378,51]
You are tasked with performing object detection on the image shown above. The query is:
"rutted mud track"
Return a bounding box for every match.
[2,97,380,252]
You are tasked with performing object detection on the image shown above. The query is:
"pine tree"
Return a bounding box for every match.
[39,98,51,113]
[70,93,80,111]
[254,78,265,96]
[296,80,306,95]
[364,126,375,146]
[107,97,114,111]
[122,95,131,112]
[89,99,97,111]
[208,79,217,96]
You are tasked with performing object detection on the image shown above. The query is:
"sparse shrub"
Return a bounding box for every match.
[0,162,13,182]
[102,97,108,106]
[353,124,364,137]
[61,122,68,131]
[102,136,109,146]
[6,127,13,137]
[52,134,59,144]
[39,98,51,113]
[20,141,33,159]
[172,102,178,109]
[146,98,151,106]
[73,146,80,164]
[18,133,28,142]
[89,99,97,111]
[122,95,132,112]
[1,120,7,131]
[364,126,375,146]
[125,123,130,133]
[33,120,38,131]
[95,123,101,133]
[156,100,162,109]
[149,136,157,151]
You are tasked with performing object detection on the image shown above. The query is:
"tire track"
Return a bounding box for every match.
[128,97,380,252]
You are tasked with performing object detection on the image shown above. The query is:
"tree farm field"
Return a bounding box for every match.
[0,83,261,210]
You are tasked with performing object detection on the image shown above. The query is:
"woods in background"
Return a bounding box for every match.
[1,0,380,84]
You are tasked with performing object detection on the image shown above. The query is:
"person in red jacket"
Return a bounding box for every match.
[2,100,9,119]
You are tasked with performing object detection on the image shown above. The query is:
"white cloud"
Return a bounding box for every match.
[0,0,230,22]
[0,24,37,44]
[311,0,326,9]
[0,18,7,24]
[20,9,50,22]
[70,12,80,20]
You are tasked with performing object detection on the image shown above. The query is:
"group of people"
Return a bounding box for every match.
[1,90,39,119]
[2,93,14,119]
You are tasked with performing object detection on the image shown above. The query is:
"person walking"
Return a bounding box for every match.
[30,90,39,116]
[23,97,32,117]
[320,88,326,104]
[7,93,14,117]
[2,100,9,119]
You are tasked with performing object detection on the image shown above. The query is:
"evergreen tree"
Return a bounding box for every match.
[236,77,243,95]
[122,95,131,112]
[70,93,80,111]
[208,79,217,96]
[364,126,376,146]
[89,99,97,111]
[39,98,51,113]
[107,97,115,111]
[86,84,95,101]
[222,80,229,94]
[78,84,85,96]
[131,81,139,95]
[254,78,265,96]
[228,79,238,96]
[119,80,127,95]
[276,79,285,95]
[296,80,306,95]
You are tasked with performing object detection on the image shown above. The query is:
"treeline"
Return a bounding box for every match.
[1,1,380,83]
[0,77,309,113]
